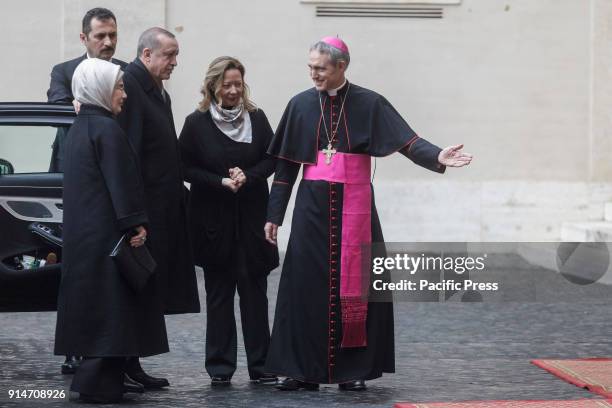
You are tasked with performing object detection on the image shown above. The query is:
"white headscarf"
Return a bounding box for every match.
[71,58,123,112]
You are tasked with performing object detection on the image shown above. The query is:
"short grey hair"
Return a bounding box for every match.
[137,27,175,56]
[310,41,350,68]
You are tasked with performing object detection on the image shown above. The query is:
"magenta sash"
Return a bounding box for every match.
[303,151,371,348]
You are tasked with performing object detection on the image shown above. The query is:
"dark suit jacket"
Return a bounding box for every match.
[46,54,127,103]
[46,54,127,172]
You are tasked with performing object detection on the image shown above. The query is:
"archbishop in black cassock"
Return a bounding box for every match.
[264,37,472,389]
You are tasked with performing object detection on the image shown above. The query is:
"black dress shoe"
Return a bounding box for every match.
[123,374,145,393]
[61,356,81,375]
[211,376,231,386]
[338,379,367,391]
[276,377,319,391]
[125,371,169,389]
[250,374,278,385]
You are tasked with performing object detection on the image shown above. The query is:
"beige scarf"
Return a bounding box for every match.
[209,101,252,143]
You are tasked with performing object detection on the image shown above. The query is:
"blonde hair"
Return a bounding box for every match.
[198,56,256,112]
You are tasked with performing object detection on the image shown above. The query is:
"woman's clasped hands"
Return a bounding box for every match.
[222,167,247,193]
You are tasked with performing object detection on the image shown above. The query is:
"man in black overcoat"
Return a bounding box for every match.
[45,6,128,376]
[117,27,200,389]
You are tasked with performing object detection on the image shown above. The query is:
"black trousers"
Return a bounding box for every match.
[204,248,271,380]
[70,357,124,398]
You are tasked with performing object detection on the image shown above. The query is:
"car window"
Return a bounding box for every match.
[0,125,71,174]
[0,158,13,175]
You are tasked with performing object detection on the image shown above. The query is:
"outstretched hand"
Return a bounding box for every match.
[438,144,473,167]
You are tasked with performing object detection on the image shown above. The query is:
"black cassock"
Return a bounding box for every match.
[118,58,200,315]
[265,82,445,384]
[55,105,168,357]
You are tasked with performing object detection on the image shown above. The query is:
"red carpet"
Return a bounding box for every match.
[532,358,612,398]
[395,399,612,408]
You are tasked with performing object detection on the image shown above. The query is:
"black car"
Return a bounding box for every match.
[0,102,74,312]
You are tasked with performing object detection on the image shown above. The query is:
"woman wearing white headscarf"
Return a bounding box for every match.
[54,58,168,403]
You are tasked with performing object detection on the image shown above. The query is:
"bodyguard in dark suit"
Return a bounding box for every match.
[47,7,126,173]
[45,7,131,378]
[47,55,126,103]
[117,27,200,389]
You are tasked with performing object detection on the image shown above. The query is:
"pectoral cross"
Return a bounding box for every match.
[322,143,337,165]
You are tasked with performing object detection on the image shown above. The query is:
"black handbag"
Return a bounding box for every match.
[110,234,157,292]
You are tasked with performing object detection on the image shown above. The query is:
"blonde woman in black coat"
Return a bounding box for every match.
[179,56,279,386]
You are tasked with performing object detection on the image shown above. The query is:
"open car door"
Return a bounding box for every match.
[0,103,74,311]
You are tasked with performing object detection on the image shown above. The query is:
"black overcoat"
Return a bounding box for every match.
[118,58,200,314]
[54,105,168,357]
[178,109,279,273]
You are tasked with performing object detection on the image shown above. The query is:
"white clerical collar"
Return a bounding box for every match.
[327,79,347,96]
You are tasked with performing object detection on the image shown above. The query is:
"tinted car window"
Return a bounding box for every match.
[0,125,70,173]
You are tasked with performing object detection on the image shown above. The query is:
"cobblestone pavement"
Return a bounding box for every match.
[1,256,611,407]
